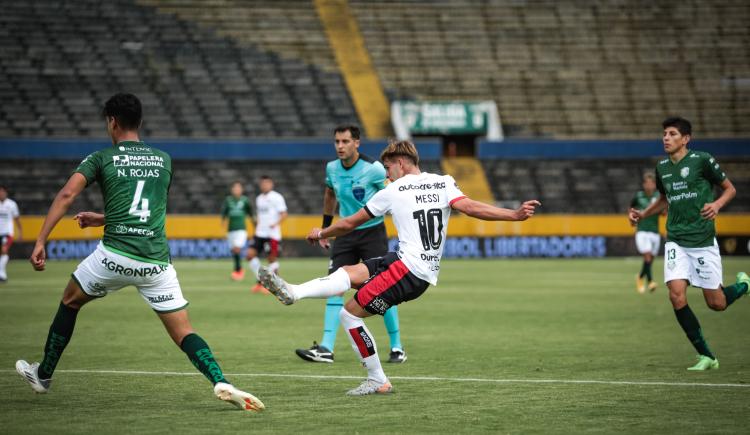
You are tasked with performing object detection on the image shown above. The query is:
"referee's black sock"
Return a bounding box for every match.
[38,302,79,379]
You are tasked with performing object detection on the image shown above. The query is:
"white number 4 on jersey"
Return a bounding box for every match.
[129,180,151,223]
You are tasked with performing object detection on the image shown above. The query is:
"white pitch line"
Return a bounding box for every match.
[2,369,749,389]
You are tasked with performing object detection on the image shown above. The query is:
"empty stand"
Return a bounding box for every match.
[1,0,748,140]
[350,0,750,139]
[0,0,358,138]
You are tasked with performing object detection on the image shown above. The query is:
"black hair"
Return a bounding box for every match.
[259,175,272,181]
[662,117,692,136]
[334,124,361,140]
[102,93,142,130]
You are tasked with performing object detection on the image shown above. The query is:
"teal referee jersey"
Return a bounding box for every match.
[325,154,386,230]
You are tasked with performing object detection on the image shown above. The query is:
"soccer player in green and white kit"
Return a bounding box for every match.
[16,93,264,412]
[629,117,749,371]
[630,173,661,293]
[221,181,253,281]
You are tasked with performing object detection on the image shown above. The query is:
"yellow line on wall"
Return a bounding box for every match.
[15,214,750,241]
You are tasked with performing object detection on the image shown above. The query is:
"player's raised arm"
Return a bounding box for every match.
[307,208,371,244]
[31,173,88,271]
[451,197,541,221]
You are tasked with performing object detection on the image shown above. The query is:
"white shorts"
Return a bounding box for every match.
[635,231,660,255]
[72,243,188,312]
[227,230,248,249]
[664,239,723,290]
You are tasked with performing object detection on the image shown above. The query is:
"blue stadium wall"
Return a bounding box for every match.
[5,138,749,260]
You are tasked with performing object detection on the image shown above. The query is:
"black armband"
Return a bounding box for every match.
[322,214,333,228]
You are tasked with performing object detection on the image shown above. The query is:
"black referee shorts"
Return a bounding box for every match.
[328,223,388,273]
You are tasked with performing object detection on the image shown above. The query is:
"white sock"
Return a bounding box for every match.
[248,257,261,277]
[0,254,7,278]
[290,267,350,300]
[340,308,388,384]
[269,261,280,275]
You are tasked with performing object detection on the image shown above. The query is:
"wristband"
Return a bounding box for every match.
[322,214,333,228]
[317,230,324,240]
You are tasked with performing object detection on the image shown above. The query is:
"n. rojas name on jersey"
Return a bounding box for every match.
[112,153,165,179]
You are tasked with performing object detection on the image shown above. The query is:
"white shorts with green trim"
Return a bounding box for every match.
[635,231,660,255]
[663,239,723,290]
[226,230,248,249]
[72,242,188,312]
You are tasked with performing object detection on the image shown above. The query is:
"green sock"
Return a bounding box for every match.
[644,260,653,282]
[639,261,647,278]
[38,302,80,379]
[233,254,241,272]
[180,333,229,385]
[722,282,749,307]
[674,305,715,359]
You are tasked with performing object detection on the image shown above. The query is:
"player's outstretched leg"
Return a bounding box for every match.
[161,308,264,412]
[16,280,89,394]
[259,266,351,305]
[180,334,264,412]
[340,308,392,396]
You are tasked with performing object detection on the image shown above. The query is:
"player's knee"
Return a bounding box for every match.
[668,290,686,307]
[707,301,726,311]
[61,295,86,310]
[172,330,194,346]
[62,281,90,309]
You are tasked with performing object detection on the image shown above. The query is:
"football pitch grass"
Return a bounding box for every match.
[1,257,749,434]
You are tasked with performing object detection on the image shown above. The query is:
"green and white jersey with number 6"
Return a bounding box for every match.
[75,141,172,265]
[655,150,727,248]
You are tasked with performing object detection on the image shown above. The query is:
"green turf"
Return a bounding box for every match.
[1,257,749,434]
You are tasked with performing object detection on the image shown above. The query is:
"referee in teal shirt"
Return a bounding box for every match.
[295,125,406,364]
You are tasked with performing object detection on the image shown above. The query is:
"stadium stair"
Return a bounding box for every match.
[315,0,391,138]
[441,157,495,204]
